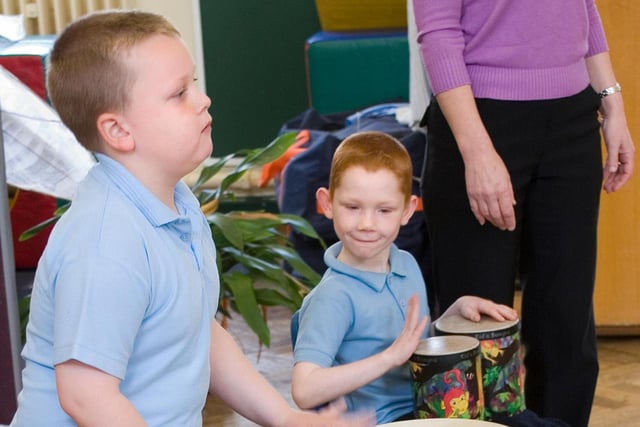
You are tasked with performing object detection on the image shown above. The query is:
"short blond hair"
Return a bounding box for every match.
[47,10,179,151]
[328,131,413,203]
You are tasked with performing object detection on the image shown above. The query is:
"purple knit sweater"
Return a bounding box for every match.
[413,0,609,100]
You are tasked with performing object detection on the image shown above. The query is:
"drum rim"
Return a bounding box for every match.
[376,419,506,426]
[411,335,480,357]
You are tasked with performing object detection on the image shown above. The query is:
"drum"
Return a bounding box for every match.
[377,419,505,426]
[434,315,526,420]
[409,336,484,420]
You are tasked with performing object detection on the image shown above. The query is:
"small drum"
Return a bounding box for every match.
[410,336,484,420]
[434,315,526,420]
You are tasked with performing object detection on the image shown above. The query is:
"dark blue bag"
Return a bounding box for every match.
[275,108,431,295]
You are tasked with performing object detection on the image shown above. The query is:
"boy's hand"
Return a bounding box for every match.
[443,295,518,322]
[283,399,375,427]
[384,294,428,367]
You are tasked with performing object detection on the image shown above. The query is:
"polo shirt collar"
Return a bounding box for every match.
[92,154,199,229]
[323,242,409,292]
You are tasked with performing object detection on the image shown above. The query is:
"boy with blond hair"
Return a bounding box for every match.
[10,10,373,427]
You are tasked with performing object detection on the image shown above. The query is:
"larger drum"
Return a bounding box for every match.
[409,336,484,420]
[434,315,525,420]
[377,419,505,426]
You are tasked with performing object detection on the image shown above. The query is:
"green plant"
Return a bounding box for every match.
[191,132,324,346]
[20,132,324,347]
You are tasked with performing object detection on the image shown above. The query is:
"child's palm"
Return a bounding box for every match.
[387,294,428,367]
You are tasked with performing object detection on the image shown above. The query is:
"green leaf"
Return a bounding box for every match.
[277,213,325,245]
[19,201,70,242]
[19,216,59,241]
[207,213,244,250]
[19,295,31,345]
[213,132,298,200]
[254,288,299,311]
[249,244,320,285]
[191,153,236,193]
[223,247,286,282]
[239,132,298,167]
[224,271,270,346]
[268,245,322,284]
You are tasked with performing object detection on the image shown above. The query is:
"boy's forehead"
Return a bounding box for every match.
[127,35,192,79]
[337,165,402,187]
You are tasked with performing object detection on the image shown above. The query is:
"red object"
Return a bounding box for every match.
[0,55,47,100]
[9,190,57,269]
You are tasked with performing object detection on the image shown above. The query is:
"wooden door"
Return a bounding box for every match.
[593,0,640,334]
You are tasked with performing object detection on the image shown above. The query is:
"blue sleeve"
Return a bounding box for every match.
[53,253,149,379]
[293,282,353,367]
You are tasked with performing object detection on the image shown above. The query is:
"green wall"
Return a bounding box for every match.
[200,1,321,156]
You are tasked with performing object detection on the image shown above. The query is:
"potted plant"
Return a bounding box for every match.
[20,131,324,347]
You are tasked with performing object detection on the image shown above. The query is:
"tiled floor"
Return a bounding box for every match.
[204,305,640,427]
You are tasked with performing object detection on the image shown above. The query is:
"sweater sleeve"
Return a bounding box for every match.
[413,0,471,95]
[586,0,609,57]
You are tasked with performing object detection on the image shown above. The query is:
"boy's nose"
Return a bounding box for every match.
[199,92,212,112]
[357,212,375,230]
[193,86,211,113]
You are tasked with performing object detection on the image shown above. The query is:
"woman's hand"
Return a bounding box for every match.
[600,102,635,193]
[435,85,516,231]
[463,147,516,231]
[441,295,518,322]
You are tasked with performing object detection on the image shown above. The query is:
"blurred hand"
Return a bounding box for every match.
[284,398,376,427]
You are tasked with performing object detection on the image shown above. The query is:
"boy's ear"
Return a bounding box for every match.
[96,112,135,153]
[401,195,419,226]
[316,187,333,219]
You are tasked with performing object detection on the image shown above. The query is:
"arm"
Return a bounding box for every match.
[56,360,147,427]
[435,86,516,231]
[440,295,518,323]
[414,0,516,231]
[291,294,428,409]
[208,320,374,427]
[585,52,635,192]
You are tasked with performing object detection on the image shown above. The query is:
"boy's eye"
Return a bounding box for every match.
[173,78,199,99]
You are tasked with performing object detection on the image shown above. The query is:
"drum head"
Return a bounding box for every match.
[434,314,519,336]
[413,335,480,356]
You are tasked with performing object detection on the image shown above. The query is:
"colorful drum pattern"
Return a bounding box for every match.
[410,336,484,420]
[434,315,525,420]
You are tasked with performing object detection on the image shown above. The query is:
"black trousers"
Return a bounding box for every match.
[421,87,602,427]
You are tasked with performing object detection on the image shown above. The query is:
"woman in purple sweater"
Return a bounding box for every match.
[413,1,635,426]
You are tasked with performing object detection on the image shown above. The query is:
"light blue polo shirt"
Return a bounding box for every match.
[11,154,219,427]
[293,242,430,424]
